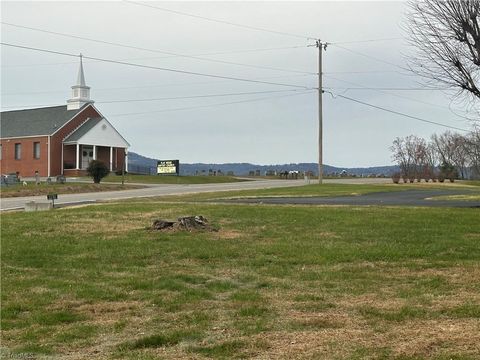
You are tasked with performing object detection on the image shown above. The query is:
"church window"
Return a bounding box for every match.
[33,142,40,159]
[14,143,21,160]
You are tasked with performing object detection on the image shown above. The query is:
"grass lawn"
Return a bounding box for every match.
[150,181,480,203]
[0,183,142,198]
[1,185,480,359]
[103,174,248,185]
[429,194,480,201]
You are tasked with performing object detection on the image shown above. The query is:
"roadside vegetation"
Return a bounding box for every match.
[0,183,142,198]
[2,185,479,359]
[146,180,480,203]
[429,194,480,201]
[103,174,248,185]
[0,174,249,198]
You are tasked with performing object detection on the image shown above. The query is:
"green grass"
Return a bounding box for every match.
[429,194,480,201]
[103,174,248,184]
[1,186,479,358]
[0,182,141,197]
[149,181,480,203]
[119,329,203,350]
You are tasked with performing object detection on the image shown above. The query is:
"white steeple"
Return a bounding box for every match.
[67,55,94,110]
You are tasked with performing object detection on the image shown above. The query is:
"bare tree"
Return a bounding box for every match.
[391,135,428,181]
[465,126,480,177]
[424,142,440,180]
[405,0,480,109]
[392,130,480,181]
[391,137,412,180]
[431,131,469,178]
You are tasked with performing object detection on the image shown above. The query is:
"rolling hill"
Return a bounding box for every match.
[128,152,397,177]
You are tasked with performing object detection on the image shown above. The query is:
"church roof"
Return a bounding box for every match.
[1,104,87,138]
[63,117,102,142]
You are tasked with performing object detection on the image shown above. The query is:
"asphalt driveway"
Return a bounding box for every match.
[221,189,480,208]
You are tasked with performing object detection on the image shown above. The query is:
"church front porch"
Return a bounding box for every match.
[62,143,126,176]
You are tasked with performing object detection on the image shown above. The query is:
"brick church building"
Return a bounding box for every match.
[0,57,129,177]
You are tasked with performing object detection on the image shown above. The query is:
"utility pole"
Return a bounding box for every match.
[316,39,326,184]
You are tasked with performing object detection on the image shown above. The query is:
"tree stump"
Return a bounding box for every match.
[152,216,214,232]
[176,216,208,230]
[152,219,175,230]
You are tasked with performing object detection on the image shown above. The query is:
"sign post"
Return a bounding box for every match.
[157,160,180,176]
[47,193,58,208]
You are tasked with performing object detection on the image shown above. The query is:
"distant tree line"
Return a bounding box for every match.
[390,128,480,182]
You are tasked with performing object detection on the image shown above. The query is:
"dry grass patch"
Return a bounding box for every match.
[249,316,480,359]
[388,319,480,358]
[213,229,243,240]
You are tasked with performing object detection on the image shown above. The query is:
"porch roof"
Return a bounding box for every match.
[63,117,130,148]
[64,117,101,142]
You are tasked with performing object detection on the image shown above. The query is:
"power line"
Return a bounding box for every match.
[1,22,314,75]
[97,89,305,104]
[325,87,450,91]
[110,90,315,117]
[0,89,309,109]
[1,42,314,89]
[330,92,469,132]
[123,0,318,41]
[323,75,467,116]
[2,74,314,96]
[329,43,406,70]
[1,45,308,69]
[330,37,404,45]
[324,70,414,76]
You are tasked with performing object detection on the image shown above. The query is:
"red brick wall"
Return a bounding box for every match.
[96,147,110,169]
[63,145,77,169]
[0,136,49,177]
[50,105,101,176]
[116,148,126,172]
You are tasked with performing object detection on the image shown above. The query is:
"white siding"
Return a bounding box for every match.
[75,119,129,148]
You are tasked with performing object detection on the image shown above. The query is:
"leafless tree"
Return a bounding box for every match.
[465,126,480,177]
[392,130,480,180]
[424,142,440,179]
[405,0,480,112]
[391,135,428,180]
[431,131,469,178]
[391,137,412,179]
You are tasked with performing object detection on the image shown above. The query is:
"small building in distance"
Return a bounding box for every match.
[0,57,129,177]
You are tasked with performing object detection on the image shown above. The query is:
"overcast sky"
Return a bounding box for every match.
[1,1,475,167]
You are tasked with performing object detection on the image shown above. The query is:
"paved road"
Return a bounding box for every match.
[0,179,306,211]
[221,189,480,208]
[3,180,477,210]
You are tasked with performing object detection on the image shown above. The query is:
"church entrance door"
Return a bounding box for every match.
[81,146,94,169]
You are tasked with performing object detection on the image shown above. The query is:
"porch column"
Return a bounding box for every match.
[125,150,128,172]
[93,145,97,160]
[76,143,80,169]
[109,147,113,171]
